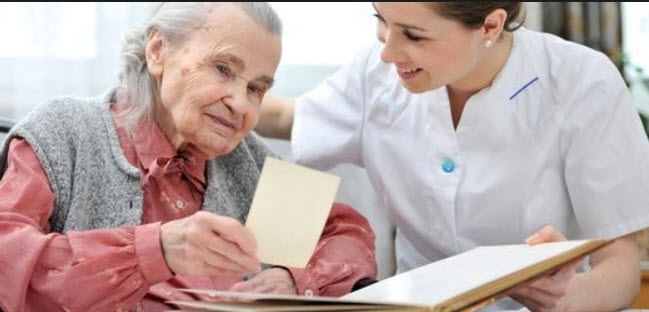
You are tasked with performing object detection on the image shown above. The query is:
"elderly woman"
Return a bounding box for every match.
[0,3,377,311]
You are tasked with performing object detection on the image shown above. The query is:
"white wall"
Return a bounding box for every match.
[523,2,543,31]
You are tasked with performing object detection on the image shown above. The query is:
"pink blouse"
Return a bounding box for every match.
[0,114,377,312]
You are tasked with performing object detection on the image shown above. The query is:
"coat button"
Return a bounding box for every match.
[304,289,314,297]
[442,157,456,173]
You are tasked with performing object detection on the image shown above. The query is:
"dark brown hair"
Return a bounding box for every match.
[429,2,525,32]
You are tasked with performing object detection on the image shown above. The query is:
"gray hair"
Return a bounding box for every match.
[117,2,282,129]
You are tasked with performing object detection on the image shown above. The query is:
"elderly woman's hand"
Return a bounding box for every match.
[509,225,585,312]
[228,267,297,295]
[160,211,261,277]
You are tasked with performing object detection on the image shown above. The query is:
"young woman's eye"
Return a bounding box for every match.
[404,30,423,42]
[373,13,386,23]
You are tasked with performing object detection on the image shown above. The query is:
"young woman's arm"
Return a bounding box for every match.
[256,94,295,140]
[511,225,641,312]
[567,233,640,311]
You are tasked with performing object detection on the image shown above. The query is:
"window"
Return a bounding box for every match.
[268,3,375,97]
[621,3,649,120]
[0,3,374,119]
[622,2,649,72]
[0,2,150,120]
[0,3,97,59]
[270,2,375,67]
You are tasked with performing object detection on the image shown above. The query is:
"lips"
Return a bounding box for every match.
[396,67,423,80]
[397,67,422,74]
[206,113,237,136]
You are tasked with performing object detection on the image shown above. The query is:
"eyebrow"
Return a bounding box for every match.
[395,22,427,32]
[217,53,245,71]
[258,76,275,87]
[212,52,275,86]
[372,3,428,32]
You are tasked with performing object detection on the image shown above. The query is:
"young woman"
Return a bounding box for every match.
[257,3,649,311]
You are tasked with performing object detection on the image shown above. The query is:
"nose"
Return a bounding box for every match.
[223,82,249,116]
[379,30,403,64]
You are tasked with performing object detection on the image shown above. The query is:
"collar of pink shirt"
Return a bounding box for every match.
[129,117,207,192]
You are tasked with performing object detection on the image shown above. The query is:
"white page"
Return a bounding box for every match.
[174,289,422,308]
[343,240,594,306]
[245,157,340,267]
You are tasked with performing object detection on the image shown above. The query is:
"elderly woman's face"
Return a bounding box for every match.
[147,5,281,160]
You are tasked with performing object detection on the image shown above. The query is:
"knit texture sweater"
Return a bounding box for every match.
[0,89,270,233]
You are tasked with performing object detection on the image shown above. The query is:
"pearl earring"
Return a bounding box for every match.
[485,40,494,48]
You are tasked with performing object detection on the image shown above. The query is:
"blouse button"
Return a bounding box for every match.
[175,200,185,210]
[304,289,314,297]
[442,157,456,173]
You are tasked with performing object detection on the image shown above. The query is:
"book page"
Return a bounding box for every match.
[172,240,604,311]
[173,289,424,309]
[245,157,340,267]
[343,240,597,307]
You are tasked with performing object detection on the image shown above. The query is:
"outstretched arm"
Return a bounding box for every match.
[510,225,640,312]
[256,94,295,140]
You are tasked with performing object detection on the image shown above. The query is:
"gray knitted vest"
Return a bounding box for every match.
[0,89,271,233]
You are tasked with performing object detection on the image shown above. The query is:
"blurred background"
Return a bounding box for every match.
[1,2,648,281]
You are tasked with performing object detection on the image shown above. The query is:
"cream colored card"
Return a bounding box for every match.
[245,157,340,268]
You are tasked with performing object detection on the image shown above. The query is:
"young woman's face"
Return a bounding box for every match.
[374,2,484,93]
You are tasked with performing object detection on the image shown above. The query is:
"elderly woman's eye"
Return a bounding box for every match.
[248,84,267,95]
[215,64,232,77]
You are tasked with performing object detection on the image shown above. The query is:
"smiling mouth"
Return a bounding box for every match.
[206,113,237,135]
[396,67,423,80]
[398,67,422,74]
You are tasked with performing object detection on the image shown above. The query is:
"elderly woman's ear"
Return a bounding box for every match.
[145,29,165,79]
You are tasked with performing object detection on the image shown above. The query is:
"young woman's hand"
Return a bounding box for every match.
[509,225,584,312]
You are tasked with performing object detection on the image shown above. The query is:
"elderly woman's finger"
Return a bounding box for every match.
[230,279,291,294]
[202,261,249,277]
[229,268,297,295]
[229,272,279,293]
[204,233,261,273]
[205,213,258,256]
[525,225,567,245]
[200,247,253,274]
[229,281,253,292]
[161,212,261,276]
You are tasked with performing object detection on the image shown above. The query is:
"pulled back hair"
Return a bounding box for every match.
[429,2,525,32]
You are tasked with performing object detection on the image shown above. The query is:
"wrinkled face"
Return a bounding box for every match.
[148,4,281,160]
[374,2,483,93]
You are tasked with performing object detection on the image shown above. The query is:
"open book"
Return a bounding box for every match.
[167,238,610,312]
